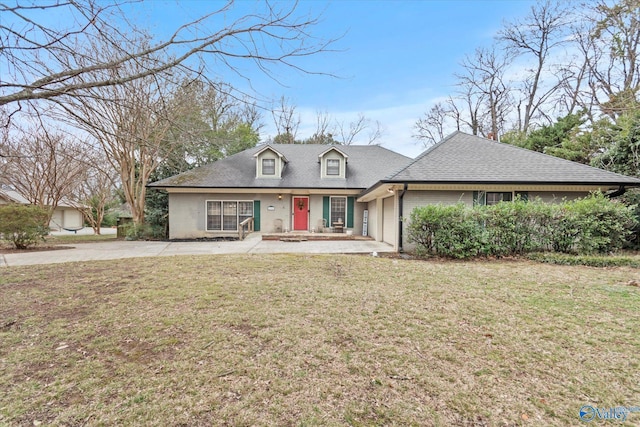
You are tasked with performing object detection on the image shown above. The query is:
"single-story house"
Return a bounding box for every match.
[0,189,84,231]
[148,131,640,251]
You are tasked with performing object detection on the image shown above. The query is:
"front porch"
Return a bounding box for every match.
[261,231,373,242]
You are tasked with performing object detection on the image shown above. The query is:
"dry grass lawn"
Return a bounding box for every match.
[1,254,639,426]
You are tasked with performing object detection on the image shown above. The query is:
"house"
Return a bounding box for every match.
[358,131,640,251]
[0,189,84,231]
[147,144,412,239]
[148,132,640,251]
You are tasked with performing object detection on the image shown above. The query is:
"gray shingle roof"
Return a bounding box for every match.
[0,189,30,204]
[385,131,640,185]
[148,144,412,189]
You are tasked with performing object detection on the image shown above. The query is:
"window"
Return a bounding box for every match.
[262,158,275,175]
[330,197,346,225]
[207,201,222,230]
[223,201,237,230]
[326,158,340,176]
[207,201,253,231]
[238,201,253,226]
[486,192,513,205]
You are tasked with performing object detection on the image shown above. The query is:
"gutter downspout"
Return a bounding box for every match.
[398,183,408,253]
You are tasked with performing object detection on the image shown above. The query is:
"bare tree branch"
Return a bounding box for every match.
[1,120,87,223]
[456,46,513,138]
[498,0,571,132]
[0,0,337,109]
[271,95,300,143]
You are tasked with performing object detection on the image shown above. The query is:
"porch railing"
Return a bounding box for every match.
[239,217,254,240]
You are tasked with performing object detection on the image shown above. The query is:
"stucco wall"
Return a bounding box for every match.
[528,191,589,203]
[168,193,280,239]
[404,190,473,212]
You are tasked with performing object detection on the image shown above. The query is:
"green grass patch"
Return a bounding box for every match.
[527,252,640,268]
[1,255,640,425]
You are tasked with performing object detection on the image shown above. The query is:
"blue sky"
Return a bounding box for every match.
[107,1,540,156]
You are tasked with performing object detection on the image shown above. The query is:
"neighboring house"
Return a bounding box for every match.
[149,132,640,251]
[0,189,84,231]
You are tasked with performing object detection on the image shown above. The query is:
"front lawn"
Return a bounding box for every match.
[1,255,639,426]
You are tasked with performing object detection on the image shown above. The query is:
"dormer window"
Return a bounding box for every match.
[326,159,340,176]
[254,145,287,178]
[262,159,275,175]
[319,146,348,179]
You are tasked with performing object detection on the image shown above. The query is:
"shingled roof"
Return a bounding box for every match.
[148,144,412,190]
[383,131,640,186]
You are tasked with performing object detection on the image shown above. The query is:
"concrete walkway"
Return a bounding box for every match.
[0,233,394,267]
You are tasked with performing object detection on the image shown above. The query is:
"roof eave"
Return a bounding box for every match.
[379,180,640,186]
[358,179,640,200]
[148,185,368,191]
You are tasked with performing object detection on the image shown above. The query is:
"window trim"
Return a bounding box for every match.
[206,200,254,232]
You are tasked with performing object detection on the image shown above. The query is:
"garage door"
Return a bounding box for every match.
[382,196,395,245]
[50,210,63,231]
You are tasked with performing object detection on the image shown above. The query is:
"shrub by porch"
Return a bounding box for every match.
[407,193,636,259]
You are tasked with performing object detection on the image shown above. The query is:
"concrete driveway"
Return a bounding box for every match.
[0,233,394,267]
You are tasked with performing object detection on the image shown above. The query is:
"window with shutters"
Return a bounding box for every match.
[330,196,346,225]
[486,192,513,205]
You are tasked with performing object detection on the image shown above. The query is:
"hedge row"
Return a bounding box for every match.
[406,193,636,259]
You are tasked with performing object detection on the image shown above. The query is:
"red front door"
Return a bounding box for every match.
[293,197,309,230]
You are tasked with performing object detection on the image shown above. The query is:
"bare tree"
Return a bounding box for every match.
[303,110,337,144]
[71,155,117,235]
[582,0,640,118]
[58,42,189,225]
[457,86,486,136]
[414,102,451,147]
[335,113,382,145]
[315,110,333,140]
[555,41,593,118]
[302,111,381,145]
[0,0,334,115]
[499,0,571,132]
[271,96,300,143]
[457,47,513,138]
[2,124,86,223]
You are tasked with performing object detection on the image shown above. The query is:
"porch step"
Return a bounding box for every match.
[262,233,369,241]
